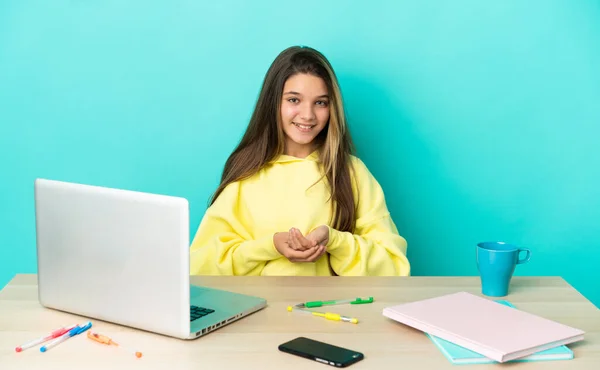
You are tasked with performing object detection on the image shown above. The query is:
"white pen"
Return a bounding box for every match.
[15,324,77,352]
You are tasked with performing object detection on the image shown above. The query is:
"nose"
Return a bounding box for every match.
[299,102,316,122]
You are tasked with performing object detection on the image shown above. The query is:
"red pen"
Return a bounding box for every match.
[15,324,77,352]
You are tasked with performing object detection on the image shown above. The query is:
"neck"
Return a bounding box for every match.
[284,142,316,159]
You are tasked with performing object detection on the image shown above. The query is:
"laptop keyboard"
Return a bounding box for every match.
[190,305,215,322]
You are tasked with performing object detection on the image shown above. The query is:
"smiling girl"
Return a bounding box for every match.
[189,46,410,276]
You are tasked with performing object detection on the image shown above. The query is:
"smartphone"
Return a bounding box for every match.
[278,336,364,367]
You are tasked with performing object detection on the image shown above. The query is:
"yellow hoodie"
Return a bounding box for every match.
[189,152,410,276]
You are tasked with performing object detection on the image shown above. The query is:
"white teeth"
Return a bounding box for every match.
[294,123,313,129]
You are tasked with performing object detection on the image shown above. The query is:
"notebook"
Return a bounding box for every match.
[427,300,574,364]
[382,291,584,363]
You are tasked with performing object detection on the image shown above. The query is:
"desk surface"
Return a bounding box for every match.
[1,274,599,369]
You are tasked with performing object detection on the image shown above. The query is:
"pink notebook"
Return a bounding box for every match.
[382,292,584,363]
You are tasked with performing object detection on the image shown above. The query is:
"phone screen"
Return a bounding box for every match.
[278,337,364,367]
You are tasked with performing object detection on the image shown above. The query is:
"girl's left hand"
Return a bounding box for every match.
[306,225,329,247]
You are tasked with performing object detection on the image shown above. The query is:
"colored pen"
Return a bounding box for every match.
[287,306,359,324]
[298,297,374,308]
[87,331,142,358]
[15,324,77,352]
[40,321,92,352]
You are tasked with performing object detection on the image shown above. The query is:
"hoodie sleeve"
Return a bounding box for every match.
[325,157,410,276]
[189,182,281,276]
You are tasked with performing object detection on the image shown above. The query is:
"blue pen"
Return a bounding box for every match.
[40,321,92,352]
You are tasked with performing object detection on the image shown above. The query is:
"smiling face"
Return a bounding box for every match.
[280,73,330,158]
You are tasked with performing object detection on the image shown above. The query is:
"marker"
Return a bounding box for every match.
[40,322,92,353]
[15,324,77,352]
[87,331,142,358]
[287,306,359,324]
[298,297,374,308]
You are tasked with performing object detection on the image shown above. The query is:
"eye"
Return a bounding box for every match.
[287,98,299,103]
[316,100,329,106]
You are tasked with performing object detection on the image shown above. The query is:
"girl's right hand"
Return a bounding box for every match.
[273,231,325,262]
[287,228,317,251]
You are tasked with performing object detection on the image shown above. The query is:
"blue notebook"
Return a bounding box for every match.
[427,300,574,365]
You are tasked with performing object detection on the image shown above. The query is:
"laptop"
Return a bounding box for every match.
[34,178,267,340]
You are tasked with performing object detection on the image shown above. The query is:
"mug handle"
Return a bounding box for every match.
[517,248,531,264]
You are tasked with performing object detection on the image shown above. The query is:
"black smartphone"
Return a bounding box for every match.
[278,336,364,367]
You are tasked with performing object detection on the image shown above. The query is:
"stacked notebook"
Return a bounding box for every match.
[382,292,584,363]
[427,300,573,364]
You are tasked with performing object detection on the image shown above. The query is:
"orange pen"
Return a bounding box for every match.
[87,331,142,358]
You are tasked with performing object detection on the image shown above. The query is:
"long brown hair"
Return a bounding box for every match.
[210,46,356,232]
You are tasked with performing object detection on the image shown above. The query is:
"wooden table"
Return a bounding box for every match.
[1,274,599,369]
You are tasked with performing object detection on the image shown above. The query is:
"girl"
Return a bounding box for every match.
[189,46,410,276]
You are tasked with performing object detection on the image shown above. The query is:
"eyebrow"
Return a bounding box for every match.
[283,91,329,99]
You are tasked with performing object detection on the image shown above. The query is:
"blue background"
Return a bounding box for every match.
[1,1,598,307]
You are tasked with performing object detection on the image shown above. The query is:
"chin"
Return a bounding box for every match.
[290,136,317,146]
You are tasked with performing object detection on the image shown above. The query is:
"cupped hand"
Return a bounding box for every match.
[273,229,327,262]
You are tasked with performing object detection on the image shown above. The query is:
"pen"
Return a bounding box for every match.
[15,324,77,352]
[287,306,359,324]
[40,321,92,353]
[298,297,374,308]
[87,331,143,358]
